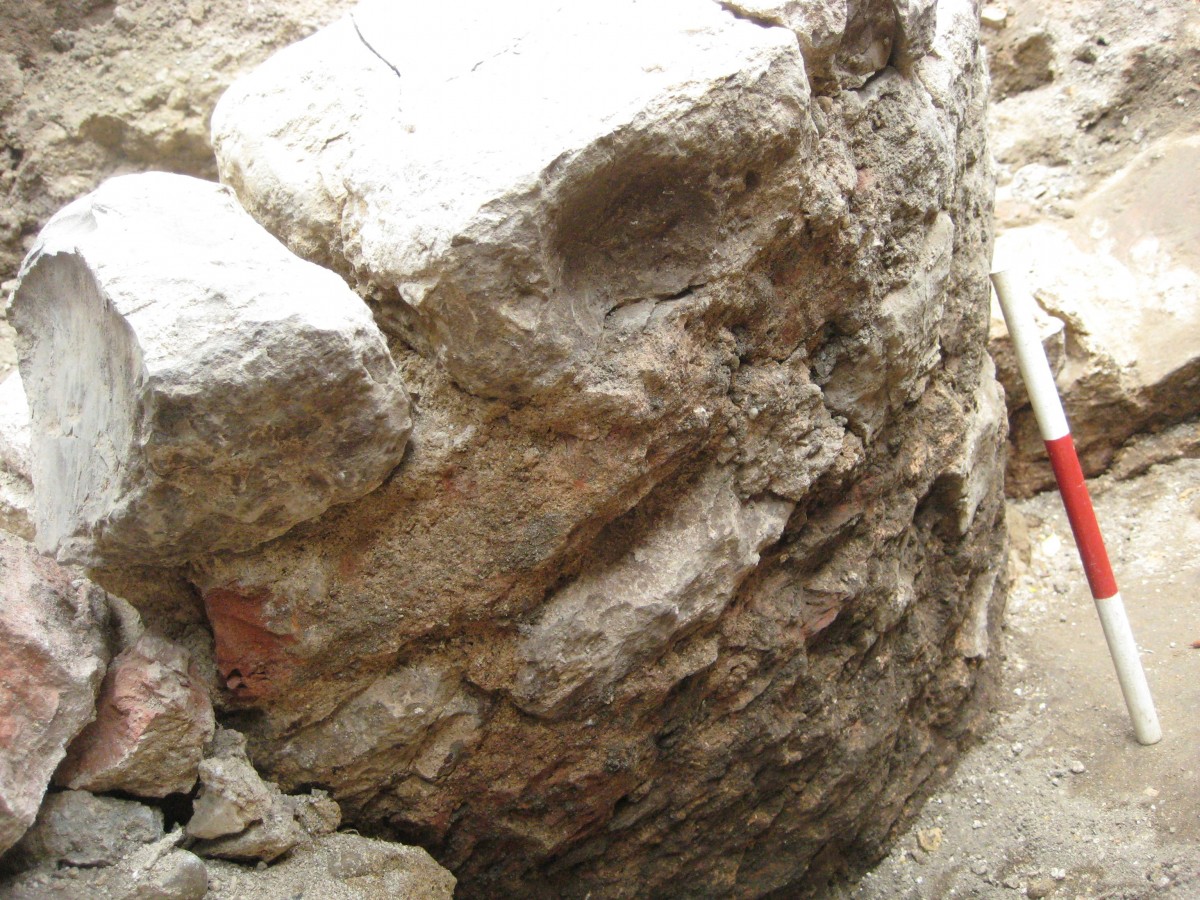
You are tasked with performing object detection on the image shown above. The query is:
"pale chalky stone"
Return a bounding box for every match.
[11,173,412,567]
[212,0,812,400]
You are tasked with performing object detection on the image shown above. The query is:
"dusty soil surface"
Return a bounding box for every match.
[848,446,1200,899]
[986,0,1200,231]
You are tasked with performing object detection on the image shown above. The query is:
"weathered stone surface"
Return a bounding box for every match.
[989,27,1056,99]
[1,825,208,900]
[192,790,305,863]
[271,662,487,801]
[1105,419,1200,484]
[292,790,342,839]
[0,371,33,539]
[10,171,412,567]
[118,842,209,900]
[991,134,1200,496]
[54,631,216,798]
[204,832,456,899]
[186,729,274,841]
[187,727,338,863]
[514,466,793,718]
[213,0,811,403]
[722,0,938,88]
[9,790,162,869]
[182,0,1003,895]
[0,532,109,855]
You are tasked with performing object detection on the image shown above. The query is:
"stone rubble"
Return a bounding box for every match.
[55,631,216,799]
[3,0,1013,896]
[187,728,340,864]
[0,532,110,855]
[187,730,277,842]
[0,0,1195,896]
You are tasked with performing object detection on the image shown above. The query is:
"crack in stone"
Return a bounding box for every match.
[350,12,404,84]
[715,0,780,30]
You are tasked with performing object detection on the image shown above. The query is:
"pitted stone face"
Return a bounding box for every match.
[211,0,816,401]
[11,172,413,567]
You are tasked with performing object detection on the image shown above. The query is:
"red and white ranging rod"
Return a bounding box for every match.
[991,270,1162,746]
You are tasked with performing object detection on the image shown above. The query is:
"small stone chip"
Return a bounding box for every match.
[981,4,1008,30]
[916,827,943,854]
[1026,875,1055,898]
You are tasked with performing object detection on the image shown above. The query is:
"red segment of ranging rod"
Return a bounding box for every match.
[1043,434,1119,601]
[991,269,1161,746]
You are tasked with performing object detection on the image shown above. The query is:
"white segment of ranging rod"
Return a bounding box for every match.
[1095,593,1163,745]
[990,270,1069,441]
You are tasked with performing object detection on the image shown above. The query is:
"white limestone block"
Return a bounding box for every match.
[212,0,814,399]
[11,173,412,567]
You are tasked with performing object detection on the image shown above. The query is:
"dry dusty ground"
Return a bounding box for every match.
[847,437,1200,899]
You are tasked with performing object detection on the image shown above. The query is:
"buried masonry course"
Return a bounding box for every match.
[3,0,1007,896]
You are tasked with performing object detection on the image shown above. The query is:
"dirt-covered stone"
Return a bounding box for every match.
[164,1,1007,895]
[0,532,110,855]
[7,790,162,869]
[11,172,412,567]
[187,728,340,864]
[203,832,456,899]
